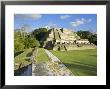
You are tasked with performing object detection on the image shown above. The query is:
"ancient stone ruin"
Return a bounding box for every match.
[43,28,96,51]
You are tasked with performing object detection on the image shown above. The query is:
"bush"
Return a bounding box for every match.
[77,30,97,45]
[14,41,24,52]
[32,28,48,41]
[14,30,40,53]
[24,35,40,48]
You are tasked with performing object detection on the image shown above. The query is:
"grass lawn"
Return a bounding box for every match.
[14,48,33,70]
[50,49,97,76]
[35,48,50,63]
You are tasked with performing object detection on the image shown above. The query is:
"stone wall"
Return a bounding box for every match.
[65,44,96,51]
[53,44,96,51]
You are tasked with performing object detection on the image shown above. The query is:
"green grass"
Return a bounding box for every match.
[35,48,49,63]
[50,49,97,76]
[14,48,33,70]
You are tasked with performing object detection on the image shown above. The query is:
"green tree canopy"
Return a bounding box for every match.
[77,30,97,45]
[24,35,40,48]
[32,28,48,41]
[14,30,40,52]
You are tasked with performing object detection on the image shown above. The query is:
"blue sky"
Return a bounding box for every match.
[14,14,97,32]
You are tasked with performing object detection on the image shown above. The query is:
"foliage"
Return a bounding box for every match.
[14,30,40,52]
[77,30,92,39]
[14,31,25,53]
[14,41,25,53]
[77,30,97,45]
[24,35,40,49]
[88,34,97,45]
[32,28,48,41]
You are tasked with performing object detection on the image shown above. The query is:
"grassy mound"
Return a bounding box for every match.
[14,48,33,70]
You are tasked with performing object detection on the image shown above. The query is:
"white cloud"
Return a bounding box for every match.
[27,14,42,20]
[44,22,58,29]
[60,15,71,20]
[47,22,57,28]
[15,14,42,20]
[70,18,92,27]
[88,18,92,22]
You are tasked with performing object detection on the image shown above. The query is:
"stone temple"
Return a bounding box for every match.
[42,28,96,51]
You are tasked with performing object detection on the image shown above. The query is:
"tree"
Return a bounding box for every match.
[24,35,40,48]
[77,30,97,45]
[32,28,48,41]
[14,41,24,53]
[14,30,40,53]
[77,30,92,39]
[20,24,31,38]
[88,34,97,45]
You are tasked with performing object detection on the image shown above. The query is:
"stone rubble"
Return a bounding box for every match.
[32,49,74,76]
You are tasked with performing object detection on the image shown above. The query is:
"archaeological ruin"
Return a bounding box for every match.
[42,28,96,51]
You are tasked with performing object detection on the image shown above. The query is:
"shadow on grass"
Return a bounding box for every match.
[25,58,31,62]
[89,54,97,57]
[14,64,32,76]
[64,62,97,76]
[26,52,32,57]
[71,60,96,68]
[14,51,24,58]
